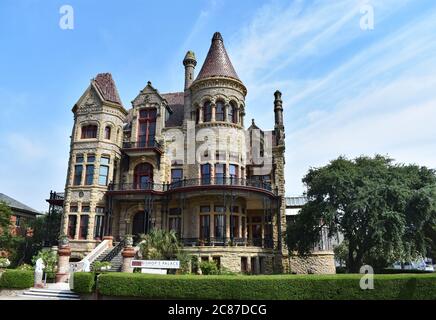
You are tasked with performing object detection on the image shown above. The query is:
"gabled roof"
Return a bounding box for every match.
[0,193,41,215]
[93,73,123,106]
[162,92,184,127]
[195,32,240,82]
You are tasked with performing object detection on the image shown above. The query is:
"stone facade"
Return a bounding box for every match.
[59,32,335,274]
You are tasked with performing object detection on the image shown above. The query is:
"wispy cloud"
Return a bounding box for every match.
[227,0,436,195]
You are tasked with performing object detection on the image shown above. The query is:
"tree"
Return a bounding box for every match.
[286,155,436,273]
[0,201,25,263]
[139,229,181,260]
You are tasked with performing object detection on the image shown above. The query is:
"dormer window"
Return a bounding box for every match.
[81,125,98,139]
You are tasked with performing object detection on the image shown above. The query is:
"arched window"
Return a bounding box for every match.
[229,102,238,124]
[104,126,111,140]
[81,125,98,139]
[134,163,153,189]
[196,107,200,124]
[203,101,212,122]
[215,101,225,121]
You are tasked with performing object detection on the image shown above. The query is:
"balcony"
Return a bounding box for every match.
[181,237,274,249]
[121,140,163,156]
[46,191,65,206]
[107,178,276,196]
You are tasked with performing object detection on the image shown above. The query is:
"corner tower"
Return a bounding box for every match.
[62,73,127,255]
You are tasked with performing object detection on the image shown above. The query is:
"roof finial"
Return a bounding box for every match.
[212,32,223,42]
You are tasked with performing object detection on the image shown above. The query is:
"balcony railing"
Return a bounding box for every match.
[181,237,274,249]
[108,177,275,194]
[122,140,162,150]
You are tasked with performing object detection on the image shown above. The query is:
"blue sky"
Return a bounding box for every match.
[1,0,436,212]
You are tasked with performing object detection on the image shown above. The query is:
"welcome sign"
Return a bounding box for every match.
[131,260,180,269]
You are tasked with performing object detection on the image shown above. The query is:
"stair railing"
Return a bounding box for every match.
[69,239,110,273]
[101,239,126,263]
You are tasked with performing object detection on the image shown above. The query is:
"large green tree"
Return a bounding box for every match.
[0,201,25,263]
[287,155,436,272]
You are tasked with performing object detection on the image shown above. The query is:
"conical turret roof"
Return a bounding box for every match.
[195,32,240,82]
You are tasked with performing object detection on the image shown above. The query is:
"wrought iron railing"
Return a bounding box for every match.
[101,239,126,263]
[122,140,162,150]
[181,237,274,249]
[108,177,274,194]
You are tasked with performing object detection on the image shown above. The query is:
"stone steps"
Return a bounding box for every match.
[18,288,80,300]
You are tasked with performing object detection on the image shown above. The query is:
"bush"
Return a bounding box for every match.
[71,272,95,294]
[16,264,33,271]
[0,270,34,289]
[97,273,436,300]
[200,261,220,275]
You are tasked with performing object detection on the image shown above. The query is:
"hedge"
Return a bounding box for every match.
[97,273,436,300]
[71,272,95,294]
[0,270,34,289]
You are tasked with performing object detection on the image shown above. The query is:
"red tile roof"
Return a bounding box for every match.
[94,73,123,105]
[195,32,240,82]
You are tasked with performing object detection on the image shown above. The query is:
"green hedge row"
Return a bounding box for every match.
[0,270,34,289]
[97,273,436,300]
[71,272,95,294]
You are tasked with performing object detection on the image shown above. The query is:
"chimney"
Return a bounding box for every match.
[274,90,285,145]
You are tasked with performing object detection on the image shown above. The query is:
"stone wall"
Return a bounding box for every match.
[283,252,336,274]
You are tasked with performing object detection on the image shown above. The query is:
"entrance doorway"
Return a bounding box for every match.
[132,210,150,242]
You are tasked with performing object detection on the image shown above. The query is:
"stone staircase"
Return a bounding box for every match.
[91,242,124,272]
[18,285,80,300]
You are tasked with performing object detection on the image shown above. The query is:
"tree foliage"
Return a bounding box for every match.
[287,155,436,272]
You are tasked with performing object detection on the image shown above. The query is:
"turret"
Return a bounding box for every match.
[183,51,197,90]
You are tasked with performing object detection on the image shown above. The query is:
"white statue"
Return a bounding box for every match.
[82,258,91,272]
[35,258,45,273]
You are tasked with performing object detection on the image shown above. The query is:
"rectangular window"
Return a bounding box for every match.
[169,208,182,215]
[241,216,246,238]
[94,215,104,240]
[87,154,96,163]
[241,257,248,273]
[99,165,109,185]
[15,216,21,227]
[81,206,90,213]
[169,217,181,235]
[76,154,84,163]
[201,164,211,185]
[200,206,210,213]
[70,206,78,213]
[73,165,83,185]
[214,214,225,239]
[214,205,225,213]
[79,215,89,240]
[212,256,221,269]
[67,215,77,239]
[215,163,225,184]
[85,165,94,185]
[95,207,105,214]
[81,125,97,139]
[231,206,239,213]
[171,169,183,183]
[231,215,239,238]
[229,164,238,181]
[199,215,210,240]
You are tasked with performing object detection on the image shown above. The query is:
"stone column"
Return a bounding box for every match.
[56,244,71,283]
[103,235,113,248]
[121,239,135,273]
[211,103,216,122]
[199,106,203,124]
